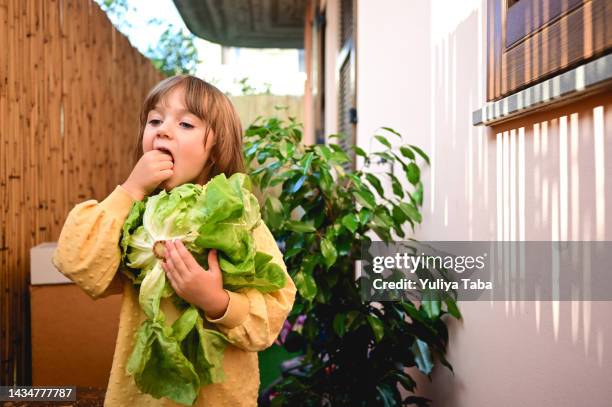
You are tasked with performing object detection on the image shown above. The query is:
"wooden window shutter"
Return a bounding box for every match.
[487,0,612,101]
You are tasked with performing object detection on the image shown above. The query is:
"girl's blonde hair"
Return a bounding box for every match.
[134,74,245,183]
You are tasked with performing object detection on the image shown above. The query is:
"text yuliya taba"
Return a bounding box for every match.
[373,278,493,291]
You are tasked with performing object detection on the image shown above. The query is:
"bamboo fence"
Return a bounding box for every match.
[0,0,163,385]
[230,94,304,130]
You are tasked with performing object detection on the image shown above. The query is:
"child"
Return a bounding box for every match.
[52,74,296,406]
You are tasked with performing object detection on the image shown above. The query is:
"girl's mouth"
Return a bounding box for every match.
[157,147,175,164]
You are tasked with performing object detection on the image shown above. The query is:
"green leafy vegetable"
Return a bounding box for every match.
[119,173,286,405]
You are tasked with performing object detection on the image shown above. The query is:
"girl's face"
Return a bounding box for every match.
[142,86,215,190]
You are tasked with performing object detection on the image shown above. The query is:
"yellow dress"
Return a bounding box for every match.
[52,185,296,407]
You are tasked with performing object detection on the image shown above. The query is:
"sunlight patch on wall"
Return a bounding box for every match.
[551,180,560,342]
[583,219,592,356]
[593,106,605,240]
[560,116,569,241]
[570,113,580,240]
[496,132,503,242]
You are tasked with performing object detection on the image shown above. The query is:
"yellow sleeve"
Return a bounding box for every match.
[205,221,297,352]
[52,185,136,299]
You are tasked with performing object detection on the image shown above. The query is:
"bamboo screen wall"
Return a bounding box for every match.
[0,0,163,385]
[229,94,304,130]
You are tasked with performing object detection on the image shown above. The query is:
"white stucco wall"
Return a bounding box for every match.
[350,0,612,405]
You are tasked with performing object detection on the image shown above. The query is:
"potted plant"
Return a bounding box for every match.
[245,114,461,407]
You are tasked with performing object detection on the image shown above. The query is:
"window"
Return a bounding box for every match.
[487,0,611,101]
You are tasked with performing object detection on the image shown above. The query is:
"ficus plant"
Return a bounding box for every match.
[244,114,461,407]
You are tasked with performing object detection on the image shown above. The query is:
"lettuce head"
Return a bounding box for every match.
[119,173,286,405]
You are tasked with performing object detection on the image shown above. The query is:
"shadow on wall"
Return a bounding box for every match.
[411,1,612,406]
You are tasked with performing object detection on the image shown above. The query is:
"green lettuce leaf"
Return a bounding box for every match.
[127,319,201,406]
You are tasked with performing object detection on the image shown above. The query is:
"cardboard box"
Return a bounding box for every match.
[30,243,122,387]
[30,283,122,387]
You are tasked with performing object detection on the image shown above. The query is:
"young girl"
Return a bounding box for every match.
[52,74,296,406]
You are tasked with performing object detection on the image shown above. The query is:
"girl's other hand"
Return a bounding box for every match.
[162,240,229,319]
[121,150,174,200]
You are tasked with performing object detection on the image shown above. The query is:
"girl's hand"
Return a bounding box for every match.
[121,150,174,201]
[162,240,229,319]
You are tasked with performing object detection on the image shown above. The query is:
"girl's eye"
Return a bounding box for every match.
[149,119,193,129]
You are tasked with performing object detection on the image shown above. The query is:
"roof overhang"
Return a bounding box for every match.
[173,0,305,49]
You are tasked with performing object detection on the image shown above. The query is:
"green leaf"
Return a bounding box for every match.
[320,238,338,268]
[250,165,268,176]
[381,126,402,138]
[353,189,376,210]
[409,144,430,164]
[171,306,198,342]
[353,145,368,157]
[319,167,333,194]
[331,150,350,164]
[341,213,359,233]
[120,200,145,258]
[288,175,306,193]
[315,144,332,161]
[270,169,296,187]
[366,315,385,342]
[301,152,314,174]
[365,173,384,196]
[414,182,424,205]
[400,301,430,326]
[345,310,361,330]
[372,211,394,229]
[347,173,365,188]
[388,172,404,199]
[373,151,394,163]
[127,320,201,405]
[421,290,441,319]
[192,320,228,384]
[279,140,289,158]
[263,196,284,229]
[257,149,271,164]
[376,384,396,407]
[444,297,462,319]
[138,263,166,321]
[301,252,318,274]
[285,220,316,233]
[399,202,422,223]
[392,205,407,224]
[394,372,416,392]
[399,146,415,160]
[437,351,455,374]
[358,209,372,225]
[333,313,346,337]
[260,171,273,190]
[295,270,317,301]
[412,339,433,375]
[406,162,420,185]
[283,246,302,259]
[374,135,392,149]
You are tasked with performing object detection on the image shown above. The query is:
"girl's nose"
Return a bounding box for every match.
[156,125,173,139]
[157,120,172,138]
